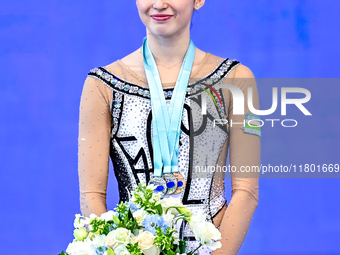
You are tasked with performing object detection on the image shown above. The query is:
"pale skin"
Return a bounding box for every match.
[121,0,207,86]
[118,0,246,253]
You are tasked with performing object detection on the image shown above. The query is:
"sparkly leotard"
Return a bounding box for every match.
[78,52,260,254]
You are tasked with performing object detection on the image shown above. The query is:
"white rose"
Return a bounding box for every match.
[114,244,131,255]
[133,208,147,226]
[156,197,183,215]
[66,240,97,255]
[100,210,116,222]
[137,231,154,250]
[137,231,160,255]
[105,228,132,250]
[142,245,160,255]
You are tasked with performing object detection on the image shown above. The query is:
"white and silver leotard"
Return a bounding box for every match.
[78,53,261,254]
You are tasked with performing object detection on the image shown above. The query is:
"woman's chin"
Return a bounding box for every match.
[148,28,183,38]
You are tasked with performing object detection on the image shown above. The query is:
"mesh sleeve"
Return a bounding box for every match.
[213,64,261,254]
[78,75,112,217]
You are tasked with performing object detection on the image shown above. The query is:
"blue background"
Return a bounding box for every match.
[1,0,339,254]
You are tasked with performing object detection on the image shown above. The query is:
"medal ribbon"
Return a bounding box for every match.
[142,37,196,177]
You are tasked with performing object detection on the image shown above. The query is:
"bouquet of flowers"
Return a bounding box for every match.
[59,183,222,255]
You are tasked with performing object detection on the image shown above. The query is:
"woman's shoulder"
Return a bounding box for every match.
[86,48,145,88]
[204,51,225,63]
[207,52,255,79]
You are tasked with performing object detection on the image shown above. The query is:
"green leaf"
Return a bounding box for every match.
[146,209,155,214]
[154,204,163,215]
[168,250,176,255]
[126,243,143,255]
[127,208,133,219]
[112,215,120,225]
[106,248,115,255]
[179,239,187,253]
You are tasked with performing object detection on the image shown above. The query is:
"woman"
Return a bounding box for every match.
[78,0,261,254]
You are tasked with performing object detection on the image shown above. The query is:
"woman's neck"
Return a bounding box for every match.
[146,30,191,67]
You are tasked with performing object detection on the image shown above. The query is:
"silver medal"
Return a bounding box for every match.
[148,176,167,196]
[163,173,178,195]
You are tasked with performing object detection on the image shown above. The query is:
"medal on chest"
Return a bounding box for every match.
[142,36,195,197]
[172,172,186,194]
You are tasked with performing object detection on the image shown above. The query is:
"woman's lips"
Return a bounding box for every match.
[150,15,173,21]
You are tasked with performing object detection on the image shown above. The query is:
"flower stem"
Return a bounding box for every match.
[188,243,203,255]
[174,216,186,225]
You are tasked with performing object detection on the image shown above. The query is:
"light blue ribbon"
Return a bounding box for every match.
[142,37,196,177]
